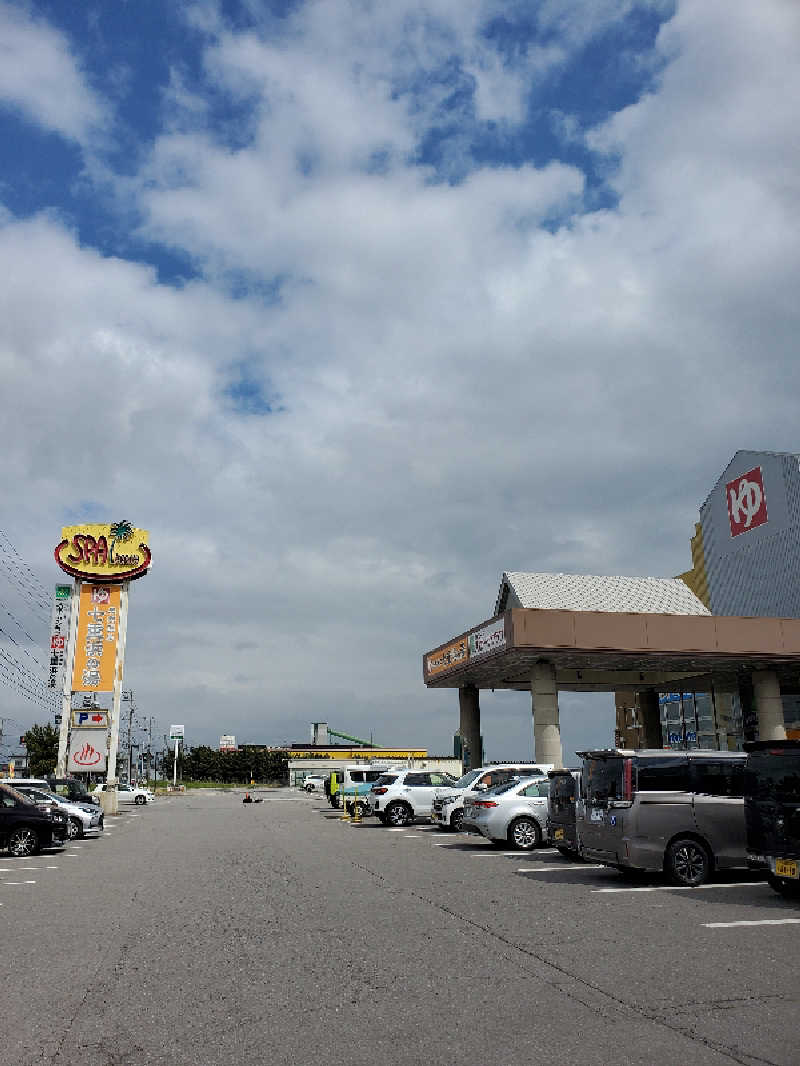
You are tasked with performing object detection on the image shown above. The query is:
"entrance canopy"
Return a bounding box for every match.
[424,573,800,693]
[424,607,800,692]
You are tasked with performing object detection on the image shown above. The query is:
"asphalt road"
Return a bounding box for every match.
[5,790,799,1066]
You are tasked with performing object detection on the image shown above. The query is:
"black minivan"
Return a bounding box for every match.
[744,740,800,899]
[0,783,67,856]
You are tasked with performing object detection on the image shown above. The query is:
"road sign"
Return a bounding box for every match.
[169,724,184,741]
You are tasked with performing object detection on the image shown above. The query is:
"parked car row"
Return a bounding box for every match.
[0,775,154,857]
[316,744,800,897]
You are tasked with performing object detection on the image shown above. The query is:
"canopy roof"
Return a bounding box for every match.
[495,571,710,616]
[424,607,800,693]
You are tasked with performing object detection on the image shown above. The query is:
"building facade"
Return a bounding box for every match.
[617,450,800,748]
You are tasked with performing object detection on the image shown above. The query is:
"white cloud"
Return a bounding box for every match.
[2,0,800,758]
[0,2,106,143]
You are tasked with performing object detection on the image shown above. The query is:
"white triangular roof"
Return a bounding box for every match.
[495,572,711,616]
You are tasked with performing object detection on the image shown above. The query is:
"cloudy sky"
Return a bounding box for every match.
[1,0,799,765]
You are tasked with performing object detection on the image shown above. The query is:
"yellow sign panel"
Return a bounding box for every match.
[71,584,121,692]
[55,521,151,583]
[290,748,428,759]
[426,636,468,678]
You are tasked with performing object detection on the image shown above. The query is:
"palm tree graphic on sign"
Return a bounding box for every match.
[109,520,134,560]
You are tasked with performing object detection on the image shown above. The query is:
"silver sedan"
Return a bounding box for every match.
[462,776,549,850]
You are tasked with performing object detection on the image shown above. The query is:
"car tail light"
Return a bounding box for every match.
[372,787,388,795]
[622,758,633,802]
[475,800,498,808]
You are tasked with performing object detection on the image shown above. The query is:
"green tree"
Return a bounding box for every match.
[23,723,60,776]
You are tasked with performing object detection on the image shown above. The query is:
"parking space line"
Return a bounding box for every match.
[704,918,800,928]
[517,865,597,873]
[1,880,36,885]
[593,882,768,894]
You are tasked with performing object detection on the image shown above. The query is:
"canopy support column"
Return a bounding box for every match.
[638,690,662,748]
[458,684,481,771]
[531,662,563,768]
[752,670,786,741]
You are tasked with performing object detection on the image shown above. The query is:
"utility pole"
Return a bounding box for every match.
[124,690,136,784]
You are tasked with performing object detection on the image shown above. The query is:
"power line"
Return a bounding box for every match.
[0,647,51,697]
[0,529,51,601]
[0,560,49,619]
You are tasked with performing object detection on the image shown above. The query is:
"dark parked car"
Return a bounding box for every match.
[744,740,800,899]
[547,768,583,859]
[0,783,67,856]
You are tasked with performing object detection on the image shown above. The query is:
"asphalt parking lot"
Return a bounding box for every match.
[4,790,799,1066]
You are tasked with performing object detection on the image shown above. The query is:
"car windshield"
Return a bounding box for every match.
[2,785,34,804]
[452,770,482,790]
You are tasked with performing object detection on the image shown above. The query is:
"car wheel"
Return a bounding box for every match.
[8,826,39,858]
[508,817,541,851]
[450,809,464,833]
[665,838,711,887]
[134,795,146,805]
[67,817,83,840]
[386,803,413,827]
[767,873,800,899]
[352,802,366,818]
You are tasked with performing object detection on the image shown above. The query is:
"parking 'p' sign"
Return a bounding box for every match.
[727,466,768,537]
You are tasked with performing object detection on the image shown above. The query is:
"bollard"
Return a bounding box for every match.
[351,790,362,823]
[339,788,351,820]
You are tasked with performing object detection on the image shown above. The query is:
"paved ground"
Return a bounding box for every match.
[4,789,799,1066]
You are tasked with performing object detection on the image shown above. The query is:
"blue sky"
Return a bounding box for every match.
[1,0,799,761]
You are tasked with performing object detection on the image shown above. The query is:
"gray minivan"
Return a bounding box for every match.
[576,749,747,886]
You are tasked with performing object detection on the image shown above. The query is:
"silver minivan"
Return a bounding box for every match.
[576,749,748,886]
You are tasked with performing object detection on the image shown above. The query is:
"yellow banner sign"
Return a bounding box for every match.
[71,585,121,692]
[55,521,150,583]
[289,749,428,759]
[426,636,468,678]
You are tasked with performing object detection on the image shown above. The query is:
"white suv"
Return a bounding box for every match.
[430,763,553,833]
[369,769,459,826]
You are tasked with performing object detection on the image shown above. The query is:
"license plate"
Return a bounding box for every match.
[590,809,604,823]
[775,859,798,879]
[554,828,565,840]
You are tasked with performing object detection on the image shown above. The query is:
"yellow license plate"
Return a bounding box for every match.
[554,828,565,840]
[775,859,798,879]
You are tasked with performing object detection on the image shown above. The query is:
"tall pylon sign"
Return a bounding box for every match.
[53,522,151,806]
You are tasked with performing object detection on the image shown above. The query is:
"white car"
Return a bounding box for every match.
[93,783,151,805]
[368,769,459,826]
[462,776,550,850]
[430,763,554,833]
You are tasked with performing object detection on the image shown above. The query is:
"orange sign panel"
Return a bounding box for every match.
[426,636,468,678]
[71,584,121,692]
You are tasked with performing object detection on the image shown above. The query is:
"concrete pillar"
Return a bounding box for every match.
[752,671,787,741]
[458,685,482,771]
[638,690,662,749]
[531,662,563,768]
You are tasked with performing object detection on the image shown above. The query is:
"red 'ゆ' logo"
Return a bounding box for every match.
[726,466,768,537]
